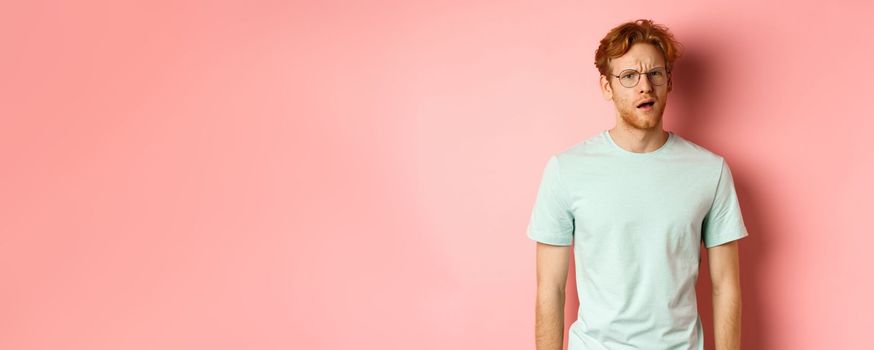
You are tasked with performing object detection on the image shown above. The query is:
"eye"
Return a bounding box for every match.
[650,71,663,77]
[622,73,637,79]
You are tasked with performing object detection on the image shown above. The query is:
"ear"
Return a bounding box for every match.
[667,73,673,92]
[600,75,613,100]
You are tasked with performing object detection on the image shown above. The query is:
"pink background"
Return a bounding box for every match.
[2,1,872,349]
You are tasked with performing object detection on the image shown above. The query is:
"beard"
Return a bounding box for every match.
[616,101,664,130]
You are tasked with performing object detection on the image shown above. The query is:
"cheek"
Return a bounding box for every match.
[618,95,635,108]
[613,97,629,109]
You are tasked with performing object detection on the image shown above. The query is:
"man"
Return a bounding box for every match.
[528,19,747,350]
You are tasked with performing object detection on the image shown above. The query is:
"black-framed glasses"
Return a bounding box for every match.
[609,67,669,88]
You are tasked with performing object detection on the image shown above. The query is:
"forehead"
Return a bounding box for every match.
[610,42,666,71]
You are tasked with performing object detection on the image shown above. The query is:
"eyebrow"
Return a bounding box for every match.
[620,66,666,72]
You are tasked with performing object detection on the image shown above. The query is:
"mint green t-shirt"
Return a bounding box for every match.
[527,130,749,350]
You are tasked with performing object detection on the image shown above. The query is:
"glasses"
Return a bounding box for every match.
[609,67,669,88]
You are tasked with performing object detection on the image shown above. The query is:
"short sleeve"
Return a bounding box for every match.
[702,158,749,248]
[526,155,575,246]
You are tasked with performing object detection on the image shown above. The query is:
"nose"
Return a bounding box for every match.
[638,73,653,93]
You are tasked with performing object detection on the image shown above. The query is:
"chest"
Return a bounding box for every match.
[563,161,716,236]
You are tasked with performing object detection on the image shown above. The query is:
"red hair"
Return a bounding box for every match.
[594,19,684,76]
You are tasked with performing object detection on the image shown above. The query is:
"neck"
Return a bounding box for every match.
[608,124,669,153]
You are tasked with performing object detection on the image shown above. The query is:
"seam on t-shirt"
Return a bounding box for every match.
[705,229,748,248]
[553,154,570,209]
[552,154,575,233]
[702,156,726,245]
[707,156,726,217]
[528,230,573,246]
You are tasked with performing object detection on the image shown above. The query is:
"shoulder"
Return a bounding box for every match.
[553,130,611,162]
[670,132,726,164]
[669,133,740,187]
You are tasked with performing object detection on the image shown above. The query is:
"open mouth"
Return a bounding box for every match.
[636,100,655,110]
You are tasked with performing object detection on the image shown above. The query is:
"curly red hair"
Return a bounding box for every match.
[594,19,684,77]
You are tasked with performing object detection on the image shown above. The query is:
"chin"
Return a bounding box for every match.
[620,114,661,130]
[638,111,664,125]
[618,105,664,128]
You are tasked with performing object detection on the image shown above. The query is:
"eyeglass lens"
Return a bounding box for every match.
[619,68,667,88]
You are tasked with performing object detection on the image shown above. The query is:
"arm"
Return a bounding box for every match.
[534,242,571,350]
[708,240,742,350]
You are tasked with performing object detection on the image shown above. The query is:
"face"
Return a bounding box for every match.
[599,42,672,131]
